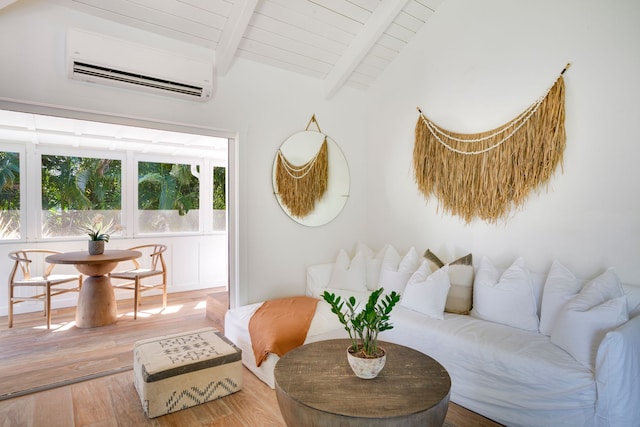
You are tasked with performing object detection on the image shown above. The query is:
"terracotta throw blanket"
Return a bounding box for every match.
[248,296,319,367]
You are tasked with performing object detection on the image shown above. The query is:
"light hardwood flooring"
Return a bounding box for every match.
[0,289,502,427]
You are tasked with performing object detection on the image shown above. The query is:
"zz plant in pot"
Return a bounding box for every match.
[80,214,119,255]
[322,287,400,379]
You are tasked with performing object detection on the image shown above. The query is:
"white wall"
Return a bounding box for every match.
[363,0,640,284]
[0,1,370,308]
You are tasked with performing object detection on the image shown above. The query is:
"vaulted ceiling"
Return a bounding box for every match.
[50,0,443,98]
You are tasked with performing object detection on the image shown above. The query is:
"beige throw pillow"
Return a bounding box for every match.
[424,250,474,314]
[424,249,445,270]
[446,254,474,314]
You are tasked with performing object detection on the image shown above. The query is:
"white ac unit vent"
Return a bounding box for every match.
[66,29,214,101]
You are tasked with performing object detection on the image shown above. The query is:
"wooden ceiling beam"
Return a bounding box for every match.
[0,0,19,10]
[216,0,259,76]
[323,0,409,99]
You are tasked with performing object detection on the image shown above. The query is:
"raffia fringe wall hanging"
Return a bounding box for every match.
[414,64,569,223]
[275,116,329,218]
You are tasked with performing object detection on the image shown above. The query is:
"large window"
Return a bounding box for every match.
[41,154,122,238]
[0,109,228,242]
[0,151,20,239]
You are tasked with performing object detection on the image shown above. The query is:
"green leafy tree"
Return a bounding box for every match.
[75,159,121,209]
[0,151,20,238]
[138,162,199,215]
[213,166,226,210]
[41,155,121,211]
[41,155,121,237]
[0,151,20,210]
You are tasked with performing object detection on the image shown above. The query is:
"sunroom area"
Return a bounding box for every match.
[0,108,230,325]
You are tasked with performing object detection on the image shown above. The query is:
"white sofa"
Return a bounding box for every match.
[224,250,640,427]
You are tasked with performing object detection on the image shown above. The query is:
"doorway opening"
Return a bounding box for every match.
[0,104,236,314]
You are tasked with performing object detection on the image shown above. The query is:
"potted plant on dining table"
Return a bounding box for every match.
[80,215,119,255]
[322,287,400,379]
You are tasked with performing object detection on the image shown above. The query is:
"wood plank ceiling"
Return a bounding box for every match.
[52,0,443,98]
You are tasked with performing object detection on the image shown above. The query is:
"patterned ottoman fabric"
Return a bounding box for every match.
[133,327,242,418]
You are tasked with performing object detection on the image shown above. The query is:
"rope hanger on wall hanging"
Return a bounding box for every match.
[275,115,329,218]
[413,64,570,223]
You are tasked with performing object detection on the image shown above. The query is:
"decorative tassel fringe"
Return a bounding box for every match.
[413,75,566,223]
[276,138,329,218]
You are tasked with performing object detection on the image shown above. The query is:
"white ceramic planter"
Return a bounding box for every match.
[346,346,386,379]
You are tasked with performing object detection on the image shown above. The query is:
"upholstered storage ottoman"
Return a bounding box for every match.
[133,327,242,418]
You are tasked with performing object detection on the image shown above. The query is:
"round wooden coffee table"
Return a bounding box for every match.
[274,339,451,426]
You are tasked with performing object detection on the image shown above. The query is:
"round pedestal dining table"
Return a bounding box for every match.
[46,249,141,328]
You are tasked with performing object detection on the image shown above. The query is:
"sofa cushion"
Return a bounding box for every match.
[423,250,474,314]
[306,262,334,298]
[377,245,421,294]
[551,267,629,368]
[327,249,367,292]
[424,249,445,270]
[447,254,474,314]
[400,262,450,319]
[471,256,539,332]
[355,241,384,291]
[539,260,585,336]
[624,283,640,317]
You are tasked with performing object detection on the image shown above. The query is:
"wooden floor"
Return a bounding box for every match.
[0,289,502,427]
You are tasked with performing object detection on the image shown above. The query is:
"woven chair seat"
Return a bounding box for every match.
[12,274,82,286]
[109,244,167,319]
[111,269,162,280]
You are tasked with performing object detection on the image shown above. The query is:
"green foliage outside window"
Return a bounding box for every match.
[213,166,226,210]
[3,152,225,238]
[41,155,122,211]
[0,151,20,239]
[0,151,19,210]
[138,162,199,215]
[41,155,122,238]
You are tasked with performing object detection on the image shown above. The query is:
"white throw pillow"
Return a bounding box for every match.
[379,244,402,271]
[625,284,640,318]
[539,260,585,336]
[327,249,368,292]
[355,240,374,259]
[470,256,540,332]
[576,267,626,303]
[551,268,629,369]
[377,245,421,294]
[355,241,384,291]
[400,262,450,320]
[398,246,421,273]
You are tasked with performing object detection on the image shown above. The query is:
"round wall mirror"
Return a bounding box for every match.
[272,130,350,227]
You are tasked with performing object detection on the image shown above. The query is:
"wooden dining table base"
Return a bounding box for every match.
[74,262,120,328]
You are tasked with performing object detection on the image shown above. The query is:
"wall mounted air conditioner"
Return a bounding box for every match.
[66,28,214,101]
